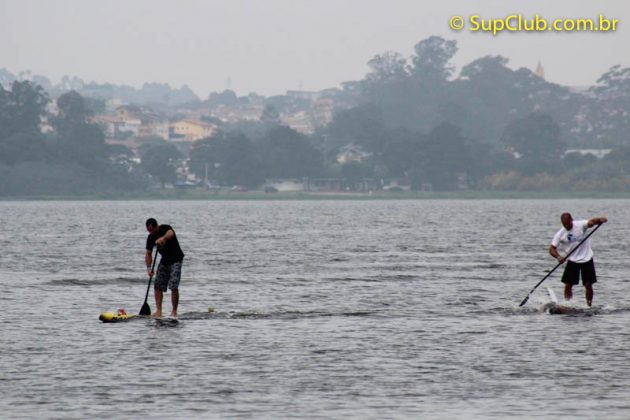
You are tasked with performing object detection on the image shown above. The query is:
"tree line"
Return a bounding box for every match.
[3,35,630,195]
[0,81,146,196]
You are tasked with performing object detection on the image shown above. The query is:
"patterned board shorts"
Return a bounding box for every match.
[155,261,182,291]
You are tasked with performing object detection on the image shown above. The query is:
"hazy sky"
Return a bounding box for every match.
[1,0,629,97]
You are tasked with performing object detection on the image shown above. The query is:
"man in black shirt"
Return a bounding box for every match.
[145,218,185,317]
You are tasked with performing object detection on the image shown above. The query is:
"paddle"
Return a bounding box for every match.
[519,223,603,307]
[139,247,159,315]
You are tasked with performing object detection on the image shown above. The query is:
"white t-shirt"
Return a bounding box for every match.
[551,219,593,263]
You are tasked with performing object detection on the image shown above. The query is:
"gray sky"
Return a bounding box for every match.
[1,0,629,97]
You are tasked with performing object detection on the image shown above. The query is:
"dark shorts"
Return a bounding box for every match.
[155,261,182,291]
[561,259,597,285]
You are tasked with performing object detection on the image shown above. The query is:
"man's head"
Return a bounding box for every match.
[560,212,573,230]
[145,218,158,234]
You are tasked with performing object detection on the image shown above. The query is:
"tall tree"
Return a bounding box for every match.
[258,126,323,178]
[585,65,630,146]
[409,36,458,82]
[325,105,386,154]
[365,52,408,85]
[52,91,107,166]
[141,143,181,188]
[260,104,281,125]
[501,112,563,174]
[0,81,49,139]
[0,81,49,165]
[422,123,472,190]
[382,128,425,178]
[189,132,262,187]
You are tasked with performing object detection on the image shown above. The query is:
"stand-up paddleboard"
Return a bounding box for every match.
[154,315,179,325]
[99,309,142,323]
[542,288,582,315]
[99,309,181,324]
[100,307,215,323]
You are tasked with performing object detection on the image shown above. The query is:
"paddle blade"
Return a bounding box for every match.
[139,302,151,316]
[519,294,530,307]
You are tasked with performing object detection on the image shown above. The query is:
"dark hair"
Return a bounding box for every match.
[145,218,158,228]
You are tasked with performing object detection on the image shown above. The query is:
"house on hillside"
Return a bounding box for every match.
[170,119,215,141]
[114,105,169,139]
[563,149,612,159]
[281,111,313,134]
[116,105,143,121]
[138,118,170,140]
[336,144,371,164]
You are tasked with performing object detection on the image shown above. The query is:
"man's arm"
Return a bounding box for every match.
[145,249,153,276]
[549,245,564,264]
[587,217,608,228]
[155,229,174,247]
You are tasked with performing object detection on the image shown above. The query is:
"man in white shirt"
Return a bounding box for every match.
[549,213,607,306]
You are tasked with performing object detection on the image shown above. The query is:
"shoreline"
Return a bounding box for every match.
[2,190,630,200]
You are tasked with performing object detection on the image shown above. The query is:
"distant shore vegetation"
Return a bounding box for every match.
[2,36,630,197]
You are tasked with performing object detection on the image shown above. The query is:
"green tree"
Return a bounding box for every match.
[409,36,458,82]
[0,131,47,165]
[0,81,49,165]
[0,81,49,139]
[604,145,630,171]
[501,112,563,175]
[366,52,408,85]
[360,37,460,133]
[189,132,262,187]
[422,123,472,190]
[57,90,92,125]
[501,113,563,158]
[341,162,372,188]
[456,55,577,146]
[325,105,386,153]
[382,128,425,177]
[258,126,323,178]
[260,104,281,125]
[585,65,630,146]
[52,91,108,167]
[208,89,238,106]
[141,143,181,188]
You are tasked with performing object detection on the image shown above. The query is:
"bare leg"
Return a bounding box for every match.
[153,288,163,317]
[171,289,179,317]
[564,283,573,301]
[584,283,594,307]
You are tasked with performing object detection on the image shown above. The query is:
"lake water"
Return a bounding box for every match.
[2,199,630,419]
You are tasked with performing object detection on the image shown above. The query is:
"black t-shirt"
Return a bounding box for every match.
[146,224,184,264]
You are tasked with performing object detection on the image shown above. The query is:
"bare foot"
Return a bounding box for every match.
[170,311,177,318]
[152,311,162,318]
[564,287,573,301]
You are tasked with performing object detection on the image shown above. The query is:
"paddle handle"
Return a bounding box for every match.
[143,247,159,303]
[519,223,603,307]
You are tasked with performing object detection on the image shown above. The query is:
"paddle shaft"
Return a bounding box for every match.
[519,223,602,307]
[141,247,159,311]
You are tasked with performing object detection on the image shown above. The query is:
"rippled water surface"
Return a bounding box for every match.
[2,199,630,419]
